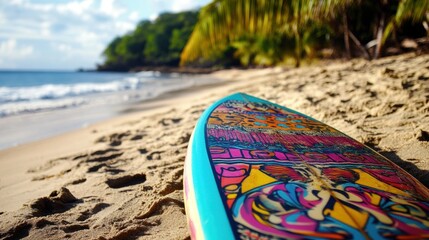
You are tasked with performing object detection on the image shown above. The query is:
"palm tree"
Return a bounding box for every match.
[383,0,429,45]
[180,0,345,67]
[395,0,429,33]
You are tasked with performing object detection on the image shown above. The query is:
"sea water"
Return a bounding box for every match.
[0,70,218,149]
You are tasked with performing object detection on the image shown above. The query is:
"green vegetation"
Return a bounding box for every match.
[98,11,198,71]
[99,0,429,71]
[181,0,429,67]
[181,0,336,67]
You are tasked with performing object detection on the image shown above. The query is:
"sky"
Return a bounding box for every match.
[0,0,211,70]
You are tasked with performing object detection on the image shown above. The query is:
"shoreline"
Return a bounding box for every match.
[0,73,225,150]
[1,53,428,239]
[0,73,240,212]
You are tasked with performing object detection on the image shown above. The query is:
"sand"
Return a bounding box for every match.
[1,53,429,239]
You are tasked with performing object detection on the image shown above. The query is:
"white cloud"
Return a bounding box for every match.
[76,31,98,44]
[129,11,139,21]
[0,10,4,24]
[4,0,130,39]
[54,42,101,62]
[0,0,209,69]
[115,21,134,33]
[41,21,52,37]
[10,0,95,16]
[57,0,94,16]
[10,0,24,4]
[0,39,33,59]
[100,0,124,18]
[0,0,138,68]
[171,0,199,12]
[149,0,206,14]
[10,0,54,12]
[149,14,158,21]
[56,43,73,53]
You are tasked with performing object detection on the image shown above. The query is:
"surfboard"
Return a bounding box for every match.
[183,92,429,239]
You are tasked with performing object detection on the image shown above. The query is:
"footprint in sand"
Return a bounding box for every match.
[146,151,164,160]
[105,173,146,189]
[61,224,89,233]
[0,221,32,239]
[28,187,80,217]
[96,131,132,146]
[76,202,110,221]
[158,117,182,126]
[86,148,123,163]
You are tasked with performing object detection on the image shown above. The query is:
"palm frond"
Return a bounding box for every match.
[180,0,353,65]
[180,0,294,65]
[383,0,429,45]
[395,0,429,23]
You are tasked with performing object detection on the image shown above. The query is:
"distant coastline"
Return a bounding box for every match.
[81,67,218,75]
[96,65,250,74]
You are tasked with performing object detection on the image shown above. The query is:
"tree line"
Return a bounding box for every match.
[98,11,198,71]
[99,0,429,71]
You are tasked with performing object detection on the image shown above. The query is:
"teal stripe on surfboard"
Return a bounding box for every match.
[187,94,238,239]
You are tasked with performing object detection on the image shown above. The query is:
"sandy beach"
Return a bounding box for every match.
[1,53,429,239]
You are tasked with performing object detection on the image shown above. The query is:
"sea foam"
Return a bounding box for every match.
[0,72,216,117]
[0,77,146,103]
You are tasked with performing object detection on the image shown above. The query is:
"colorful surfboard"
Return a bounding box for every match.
[183,93,429,239]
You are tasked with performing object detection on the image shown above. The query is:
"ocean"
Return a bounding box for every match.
[0,70,218,149]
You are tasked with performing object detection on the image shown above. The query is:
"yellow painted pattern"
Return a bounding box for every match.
[355,169,410,197]
[241,167,277,193]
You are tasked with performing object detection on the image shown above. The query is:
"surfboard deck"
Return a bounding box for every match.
[184,92,429,239]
